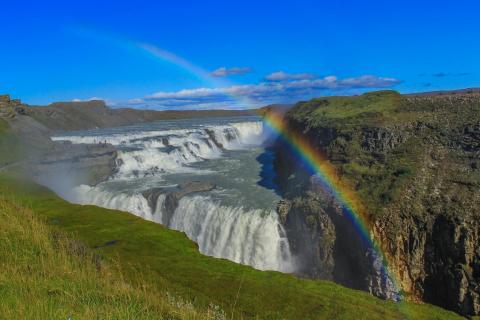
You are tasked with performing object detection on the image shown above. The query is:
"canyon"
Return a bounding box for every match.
[1,90,478,317]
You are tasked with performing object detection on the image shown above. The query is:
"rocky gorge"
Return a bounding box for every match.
[1,91,479,318]
[271,90,480,316]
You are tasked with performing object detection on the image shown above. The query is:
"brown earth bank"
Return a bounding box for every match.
[270,90,480,317]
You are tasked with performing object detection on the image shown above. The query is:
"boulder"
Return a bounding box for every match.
[142,181,216,224]
[0,94,10,103]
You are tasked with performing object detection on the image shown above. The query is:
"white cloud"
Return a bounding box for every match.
[127,98,144,104]
[265,71,315,81]
[339,75,400,88]
[211,67,252,77]
[71,97,104,102]
[134,74,401,109]
[70,97,115,106]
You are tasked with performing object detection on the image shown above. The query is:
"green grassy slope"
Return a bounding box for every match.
[0,197,216,319]
[288,90,407,129]
[0,174,462,320]
[0,119,24,166]
[0,118,52,168]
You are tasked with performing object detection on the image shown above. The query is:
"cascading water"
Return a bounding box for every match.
[52,116,297,273]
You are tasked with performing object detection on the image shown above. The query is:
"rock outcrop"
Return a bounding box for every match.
[29,142,118,186]
[142,181,216,224]
[271,90,480,316]
[0,95,27,118]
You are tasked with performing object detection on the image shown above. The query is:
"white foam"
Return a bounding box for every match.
[65,185,295,272]
[170,195,295,272]
[53,119,297,273]
[53,121,265,179]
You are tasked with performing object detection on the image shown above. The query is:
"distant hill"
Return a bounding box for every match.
[28,99,259,131]
[407,87,480,96]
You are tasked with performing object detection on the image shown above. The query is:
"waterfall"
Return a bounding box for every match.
[53,119,297,273]
[170,195,295,272]
[66,185,295,272]
[53,121,265,179]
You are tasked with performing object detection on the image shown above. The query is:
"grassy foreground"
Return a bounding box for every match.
[0,174,463,319]
[0,197,217,319]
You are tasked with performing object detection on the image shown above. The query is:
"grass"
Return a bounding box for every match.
[0,173,463,320]
[288,91,406,128]
[0,196,223,319]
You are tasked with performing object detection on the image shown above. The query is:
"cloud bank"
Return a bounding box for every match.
[433,72,471,78]
[126,74,401,110]
[265,71,315,81]
[419,72,471,78]
[211,67,252,77]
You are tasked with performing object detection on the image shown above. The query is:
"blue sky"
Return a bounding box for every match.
[1,0,479,109]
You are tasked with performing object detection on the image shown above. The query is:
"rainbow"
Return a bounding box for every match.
[70,26,232,91]
[262,110,400,300]
[73,27,400,299]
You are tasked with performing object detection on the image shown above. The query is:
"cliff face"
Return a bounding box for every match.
[0,96,118,186]
[272,91,480,316]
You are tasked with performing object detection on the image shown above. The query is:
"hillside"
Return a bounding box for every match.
[273,90,480,316]
[0,195,216,319]
[0,173,462,319]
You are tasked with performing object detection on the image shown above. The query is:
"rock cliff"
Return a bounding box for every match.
[142,181,216,224]
[272,90,480,316]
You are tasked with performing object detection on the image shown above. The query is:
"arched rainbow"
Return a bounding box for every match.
[262,110,400,300]
[70,26,227,91]
[73,28,401,299]
[132,37,401,298]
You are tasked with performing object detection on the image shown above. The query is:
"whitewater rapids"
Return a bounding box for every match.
[52,117,297,273]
